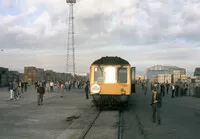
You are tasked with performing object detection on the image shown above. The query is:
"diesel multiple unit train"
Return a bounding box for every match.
[89,56,136,110]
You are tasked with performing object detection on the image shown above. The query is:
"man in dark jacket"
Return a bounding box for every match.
[175,83,179,97]
[166,82,170,94]
[151,87,162,124]
[24,82,28,92]
[37,82,45,106]
[160,83,165,97]
[85,81,90,99]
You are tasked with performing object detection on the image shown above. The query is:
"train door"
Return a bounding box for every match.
[131,67,136,93]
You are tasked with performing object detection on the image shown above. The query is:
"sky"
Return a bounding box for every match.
[0,0,200,75]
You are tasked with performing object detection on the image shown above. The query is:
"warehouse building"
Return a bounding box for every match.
[1,65,86,87]
[147,65,186,83]
[7,71,20,82]
[0,67,22,87]
[44,70,56,81]
[194,67,200,76]
[0,67,9,87]
[36,68,44,81]
[24,67,37,84]
[24,67,75,84]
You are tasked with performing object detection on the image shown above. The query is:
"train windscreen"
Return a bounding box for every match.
[104,67,116,83]
[118,68,127,83]
[94,67,104,82]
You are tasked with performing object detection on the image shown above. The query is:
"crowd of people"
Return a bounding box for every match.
[8,79,28,100]
[139,80,197,125]
[7,78,89,106]
[140,80,195,97]
[34,80,85,92]
[34,79,88,105]
[6,78,198,125]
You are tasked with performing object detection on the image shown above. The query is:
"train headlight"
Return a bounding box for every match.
[121,88,126,94]
[104,67,116,83]
[91,84,101,94]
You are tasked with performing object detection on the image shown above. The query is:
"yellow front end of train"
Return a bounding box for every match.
[89,56,136,110]
[90,65,131,96]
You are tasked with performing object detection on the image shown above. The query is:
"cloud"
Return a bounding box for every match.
[0,0,200,74]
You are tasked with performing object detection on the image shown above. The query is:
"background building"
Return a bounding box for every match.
[0,67,21,87]
[36,68,44,81]
[0,67,9,87]
[147,65,186,83]
[136,74,146,80]
[44,70,55,82]
[194,67,200,76]
[0,66,87,87]
[24,67,37,84]
[24,66,85,85]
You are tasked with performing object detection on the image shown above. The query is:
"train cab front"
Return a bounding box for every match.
[90,82,131,108]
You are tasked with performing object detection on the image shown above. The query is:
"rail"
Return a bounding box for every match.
[79,111,101,139]
[79,107,123,139]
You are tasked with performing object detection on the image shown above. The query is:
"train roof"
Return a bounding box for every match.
[92,56,130,65]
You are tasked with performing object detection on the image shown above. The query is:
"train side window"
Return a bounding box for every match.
[94,67,104,82]
[118,68,127,83]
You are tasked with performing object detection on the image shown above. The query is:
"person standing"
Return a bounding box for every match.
[85,81,89,99]
[184,83,188,96]
[24,81,28,92]
[13,80,18,100]
[141,81,144,92]
[151,87,162,124]
[180,83,184,97]
[37,82,45,106]
[35,81,38,90]
[65,81,69,92]
[18,80,22,98]
[55,81,58,93]
[68,81,72,92]
[60,82,65,98]
[143,82,147,95]
[160,83,165,97]
[175,83,179,97]
[8,81,14,100]
[153,82,159,92]
[50,81,54,92]
[171,83,175,98]
[150,82,153,90]
[46,81,50,93]
[166,82,170,94]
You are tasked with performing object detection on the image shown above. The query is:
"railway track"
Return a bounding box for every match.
[80,111,101,139]
[79,109,123,139]
[118,109,123,139]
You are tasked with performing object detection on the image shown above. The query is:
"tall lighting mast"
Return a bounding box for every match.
[66,0,76,77]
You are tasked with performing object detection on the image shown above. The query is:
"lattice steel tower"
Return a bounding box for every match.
[66,0,76,76]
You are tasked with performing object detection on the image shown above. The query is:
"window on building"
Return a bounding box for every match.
[118,68,127,83]
[94,67,104,82]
